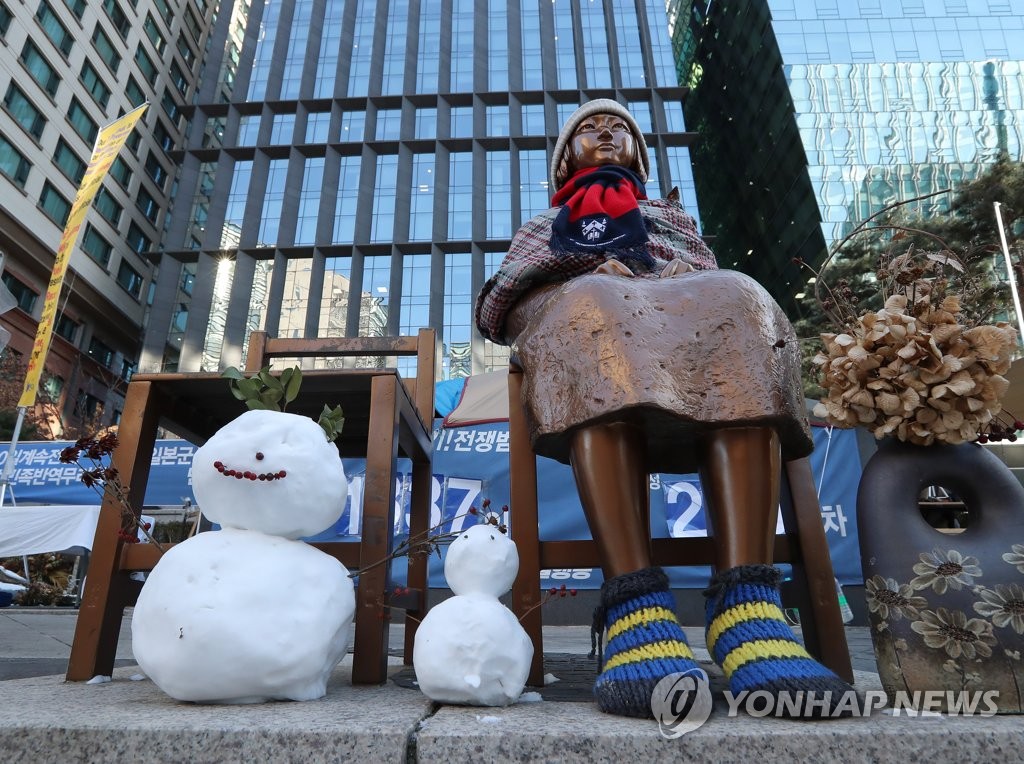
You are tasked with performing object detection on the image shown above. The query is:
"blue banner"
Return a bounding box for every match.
[0,423,863,588]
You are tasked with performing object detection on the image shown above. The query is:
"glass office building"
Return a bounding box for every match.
[672,0,1024,316]
[140,0,704,378]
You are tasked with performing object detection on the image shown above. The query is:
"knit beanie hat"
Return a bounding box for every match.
[550,99,650,191]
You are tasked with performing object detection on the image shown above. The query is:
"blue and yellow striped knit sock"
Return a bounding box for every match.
[592,567,703,718]
[704,564,854,718]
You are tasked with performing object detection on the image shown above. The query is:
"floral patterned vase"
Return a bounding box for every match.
[858,438,1024,713]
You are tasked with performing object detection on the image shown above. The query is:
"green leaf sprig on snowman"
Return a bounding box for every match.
[222,365,345,442]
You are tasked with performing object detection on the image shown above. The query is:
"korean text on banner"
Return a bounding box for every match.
[18,104,149,408]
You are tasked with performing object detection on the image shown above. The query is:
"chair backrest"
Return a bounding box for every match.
[244,329,440,426]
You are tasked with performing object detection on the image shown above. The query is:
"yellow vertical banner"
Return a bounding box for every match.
[18,104,148,408]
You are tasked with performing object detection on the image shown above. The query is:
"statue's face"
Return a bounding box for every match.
[569,113,636,173]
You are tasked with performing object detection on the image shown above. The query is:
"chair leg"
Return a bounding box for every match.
[508,366,545,687]
[781,457,854,683]
[353,375,400,685]
[403,455,432,664]
[67,381,161,681]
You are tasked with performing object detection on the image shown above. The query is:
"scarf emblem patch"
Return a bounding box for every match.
[582,217,608,242]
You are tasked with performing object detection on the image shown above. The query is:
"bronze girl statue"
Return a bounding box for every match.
[476,100,853,718]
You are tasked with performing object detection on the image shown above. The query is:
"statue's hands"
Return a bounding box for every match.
[593,258,634,277]
[659,259,695,278]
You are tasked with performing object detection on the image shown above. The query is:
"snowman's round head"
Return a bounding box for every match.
[192,409,348,539]
[443,523,519,597]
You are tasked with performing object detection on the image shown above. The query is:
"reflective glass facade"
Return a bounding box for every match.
[673,0,1024,316]
[141,0,703,377]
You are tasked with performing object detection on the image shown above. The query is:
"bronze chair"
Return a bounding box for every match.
[67,328,439,686]
[506,361,854,687]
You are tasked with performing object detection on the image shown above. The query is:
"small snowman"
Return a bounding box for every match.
[413,523,533,706]
[131,408,355,703]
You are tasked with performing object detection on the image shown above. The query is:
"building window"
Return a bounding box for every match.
[305,111,330,143]
[36,1,74,57]
[91,24,121,72]
[237,115,259,146]
[125,76,145,108]
[144,151,169,187]
[359,255,391,337]
[21,40,61,96]
[137,186,159,224]
[409,153,435,240]
[117,260,143,298]
[519,149,549,223]
[135,47,158,86]
[177,36,196,69]
[1,272,38,313]
[486,151,511,239]
[87,337,114,367]
[120,358,134,382]
[67,97,98,144]
[280,0,312,100]
[54,314,77,342]
[552,0,577,89]
[0,135,31,187]
[314,0,343,97]
[82,223,112,267]
[375,109,401,141]
[40,181,70,225]
[333,155,360,243]
[486,105,509,136]
[0,2,11,36]
[450,106,472,138]
[109,155,132,188]
[170,60,188,96]
[414,108,436,139]
[443,252,472,378]
[487,0,508,91]
[613,0,645,88]
[579,0,611,88]
[347,0,373,96]
[77,391,103,419]
[399,255,431,365]
[450,0,473,92]
[270,113,295,144]
[153,0,172,24]
[448,151,472,239]
[4,84,46,139]
[295,156,324,245]
[161,87,182,123]
[416,0,440,93]
[257,159,288,245]
[62,0,85,18]
[102,0,130,38]
[153,119,173,152]
[53,138,85,183]
[94,187,122,226]
[143,13,167,55]
[522,103,546,136]
[520,0,542,90]
[80,61,111,108]
[381,0,408,95]
[340,110,365,141]
[127,221,152,253]
[183,5,201,43]
[370,154,398,242]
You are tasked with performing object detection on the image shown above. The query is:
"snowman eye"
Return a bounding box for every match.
[462,534,469,539]
[255,452,265,460]
[490,535,495,540]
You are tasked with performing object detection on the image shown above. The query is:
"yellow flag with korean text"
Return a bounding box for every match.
[18,104,148,408]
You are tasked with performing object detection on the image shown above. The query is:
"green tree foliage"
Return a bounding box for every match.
[796,160,1024,399]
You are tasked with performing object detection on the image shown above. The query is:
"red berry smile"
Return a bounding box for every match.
[212,459,286,482]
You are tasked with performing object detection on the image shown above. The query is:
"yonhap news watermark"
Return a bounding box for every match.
[651,673,1000,738]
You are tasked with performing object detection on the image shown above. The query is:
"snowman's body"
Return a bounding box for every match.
[413,524,533,706]
[132,410,355,703]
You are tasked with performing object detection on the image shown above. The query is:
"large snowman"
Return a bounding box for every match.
[413,523,533,706]
[132,409,355,703]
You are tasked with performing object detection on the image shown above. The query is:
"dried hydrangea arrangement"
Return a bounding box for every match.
[809,192,1019,446]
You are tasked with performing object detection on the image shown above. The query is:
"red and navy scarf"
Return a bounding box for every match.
[550,166,652,265]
